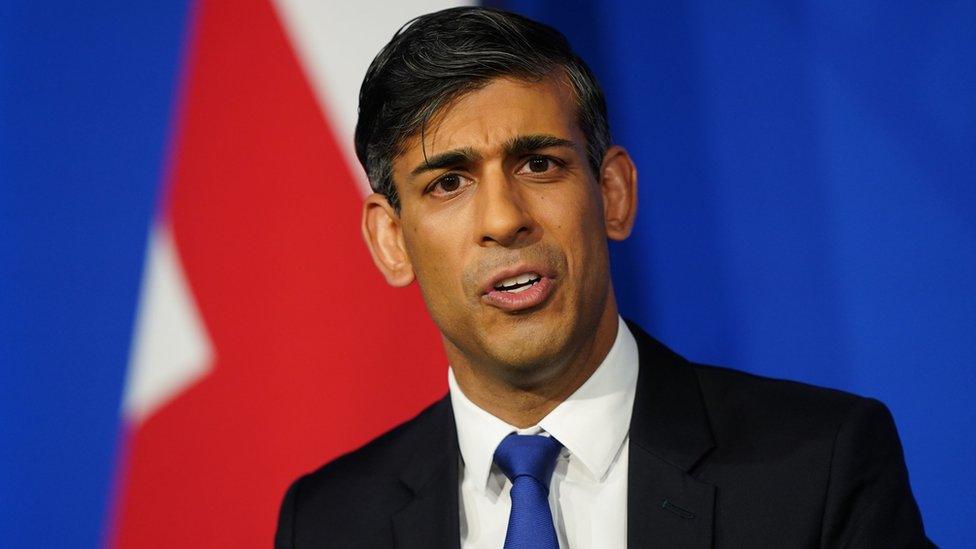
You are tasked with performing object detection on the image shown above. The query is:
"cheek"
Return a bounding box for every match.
[405,231,445,282]
[547,186,608,288]
[543,184,604,247]
[402,220,469,304]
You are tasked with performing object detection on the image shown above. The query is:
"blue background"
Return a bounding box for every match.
[501,0,975,544]
[0,1,190,547]
[2,0,973,546]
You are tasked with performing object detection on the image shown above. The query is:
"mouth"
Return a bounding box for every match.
[493,272,542,293]
[482,269,554,312]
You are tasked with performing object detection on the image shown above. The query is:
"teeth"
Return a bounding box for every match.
[494,272,541,291]
[498,273,538,287]
[507,283,534,293]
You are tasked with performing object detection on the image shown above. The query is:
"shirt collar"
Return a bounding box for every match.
[448,317,639,492]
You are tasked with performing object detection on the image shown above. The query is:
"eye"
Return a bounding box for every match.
[517,155,560,175]
[428,173,473,197]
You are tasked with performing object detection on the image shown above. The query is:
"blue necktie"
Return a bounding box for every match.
[493,433,563,549]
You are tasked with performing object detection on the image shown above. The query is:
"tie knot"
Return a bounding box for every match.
[493,433,563,488]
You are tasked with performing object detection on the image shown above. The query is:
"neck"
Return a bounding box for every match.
[449,299,620,428]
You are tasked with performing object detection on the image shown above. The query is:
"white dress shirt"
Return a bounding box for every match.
[448,317,639,549]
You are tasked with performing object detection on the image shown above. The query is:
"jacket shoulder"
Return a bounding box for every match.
[309,395,450,482]
[692,362,875,436]
[275,396,453,548]
[689,364,928,545]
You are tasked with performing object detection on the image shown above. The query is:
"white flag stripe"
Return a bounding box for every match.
[271,0,474,198]
[123,223,214,423]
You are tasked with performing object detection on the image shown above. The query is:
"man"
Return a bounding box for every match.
[276,7,929,548]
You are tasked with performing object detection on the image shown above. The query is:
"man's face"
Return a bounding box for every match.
[388,77,617,380]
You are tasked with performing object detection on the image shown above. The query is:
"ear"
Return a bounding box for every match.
[361,193,415,287]
[599,145,638,240]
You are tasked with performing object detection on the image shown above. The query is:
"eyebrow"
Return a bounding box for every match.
[505,134,576,157]
[409,134,577,177]
[410,147,481,177]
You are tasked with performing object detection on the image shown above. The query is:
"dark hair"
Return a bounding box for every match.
[354,7,611,211]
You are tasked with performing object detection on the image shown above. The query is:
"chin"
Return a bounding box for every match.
[480,321,572,373]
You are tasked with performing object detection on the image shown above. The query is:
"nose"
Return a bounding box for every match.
[475,172,533,247]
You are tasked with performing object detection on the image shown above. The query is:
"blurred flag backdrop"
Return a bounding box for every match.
[1,0,973,547]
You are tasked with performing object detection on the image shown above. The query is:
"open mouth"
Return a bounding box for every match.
[493,273,542,293]
[482,267,554,312]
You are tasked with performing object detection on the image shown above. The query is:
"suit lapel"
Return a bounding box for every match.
[626,322,716,548]
[392,396,461,549]
[389,323,716,548]
[628,443,716,547]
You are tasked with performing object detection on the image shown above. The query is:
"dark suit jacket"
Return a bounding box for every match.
[276,323,930,548]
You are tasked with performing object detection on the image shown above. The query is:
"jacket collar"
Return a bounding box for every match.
[627,320,715,470]
[391,320,716,549]
[626,320,717,548]
[392,396,462,549]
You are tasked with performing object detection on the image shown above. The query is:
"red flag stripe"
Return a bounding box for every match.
[111,0,447,545]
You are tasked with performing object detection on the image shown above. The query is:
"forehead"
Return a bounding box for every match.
[394,76,581,172]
